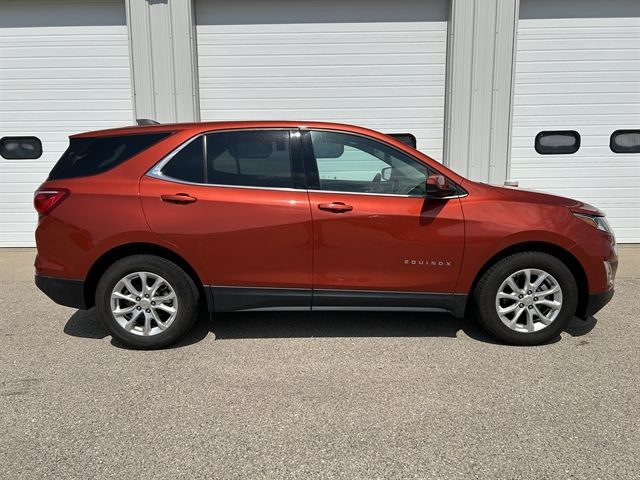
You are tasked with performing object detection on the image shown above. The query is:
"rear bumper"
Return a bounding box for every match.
[579,289,614,319]
[35,275,87,310]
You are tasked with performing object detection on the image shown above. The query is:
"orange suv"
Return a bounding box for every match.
[34,121,617,348]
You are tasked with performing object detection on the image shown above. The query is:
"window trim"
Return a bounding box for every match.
[147,128,306,191]
[300,128,466,199]
[610,129,640,154]
[0,136,43,160]
[534,130,581,155]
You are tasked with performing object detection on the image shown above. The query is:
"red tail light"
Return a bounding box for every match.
[34,189,70,215]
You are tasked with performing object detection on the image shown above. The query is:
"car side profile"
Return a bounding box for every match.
[34,121,617,348]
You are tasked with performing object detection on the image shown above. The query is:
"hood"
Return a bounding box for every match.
[487,184,605,216]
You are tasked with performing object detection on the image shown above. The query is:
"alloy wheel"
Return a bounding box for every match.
[495,268,563,333]
[110,271,179,336]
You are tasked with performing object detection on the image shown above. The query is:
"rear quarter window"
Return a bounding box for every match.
[49,132,171,180]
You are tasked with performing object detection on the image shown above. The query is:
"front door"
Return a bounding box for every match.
[302,130,465,308]
[140,129,313,311]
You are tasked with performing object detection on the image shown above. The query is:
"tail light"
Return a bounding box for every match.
[34,189,70,215]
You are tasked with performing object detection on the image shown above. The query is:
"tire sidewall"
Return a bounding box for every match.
[475,252,578,345]
[95,255,199,349]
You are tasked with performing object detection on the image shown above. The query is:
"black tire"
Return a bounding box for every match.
[473,251,578,346]
[95,255,200,349]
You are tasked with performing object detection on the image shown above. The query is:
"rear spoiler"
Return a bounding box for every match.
[386,133,416,148]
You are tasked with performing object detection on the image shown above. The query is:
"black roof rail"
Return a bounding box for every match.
[136,118,160,125]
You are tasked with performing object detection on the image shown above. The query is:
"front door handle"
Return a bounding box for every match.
[318,202,353,213]
[161,193,197,205]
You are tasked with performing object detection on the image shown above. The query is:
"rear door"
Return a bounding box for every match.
[140,129,313,311]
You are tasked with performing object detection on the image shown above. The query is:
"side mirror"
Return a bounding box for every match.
[380,167,392,181]
[425,174,456,198]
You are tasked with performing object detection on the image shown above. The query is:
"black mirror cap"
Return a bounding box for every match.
[425,174,457,198]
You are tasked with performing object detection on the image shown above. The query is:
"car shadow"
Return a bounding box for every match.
[63,308,599,349]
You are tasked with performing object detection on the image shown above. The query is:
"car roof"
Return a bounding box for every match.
[71,121,382,138]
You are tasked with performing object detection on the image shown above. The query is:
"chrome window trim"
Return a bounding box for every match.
[147,128,303,192]
[146,127,468,199]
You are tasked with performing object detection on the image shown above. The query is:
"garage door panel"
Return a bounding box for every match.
[511,0,640,243]
[516,60,637,74]
[0,0,134,247]
[196,0,447,158]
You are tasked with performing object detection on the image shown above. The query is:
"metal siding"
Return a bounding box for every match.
[443,0,518,183]
[512,0,640,243]
[0,0,134,247]
[195,0,448,160]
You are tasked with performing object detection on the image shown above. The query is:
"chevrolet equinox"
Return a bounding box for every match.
[34,121,617,348]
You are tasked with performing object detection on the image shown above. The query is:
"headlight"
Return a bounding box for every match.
[573,213,614,235]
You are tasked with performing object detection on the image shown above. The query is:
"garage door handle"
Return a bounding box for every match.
[161,193,197,204]
[318,202,353,213]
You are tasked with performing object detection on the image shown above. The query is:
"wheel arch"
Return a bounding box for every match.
[83,242,211,311]
[467,241,589,318]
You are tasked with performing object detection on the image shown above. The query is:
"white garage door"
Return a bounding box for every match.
[0,0,134,247]
[195,0,448,157]
[511,0,640,243]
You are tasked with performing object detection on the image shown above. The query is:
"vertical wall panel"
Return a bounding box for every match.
[444,0,518,183]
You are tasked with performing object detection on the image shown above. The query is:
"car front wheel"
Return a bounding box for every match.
[473,251,578,345]
[95,255,199,349]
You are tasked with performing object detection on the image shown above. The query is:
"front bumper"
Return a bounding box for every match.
[35,275,87,309]
[579,289,614,319]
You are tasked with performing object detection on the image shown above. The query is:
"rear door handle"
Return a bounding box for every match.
[318,202,353,213]
[161,193,197,205]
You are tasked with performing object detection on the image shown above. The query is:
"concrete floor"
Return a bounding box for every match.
[0,247,638,479]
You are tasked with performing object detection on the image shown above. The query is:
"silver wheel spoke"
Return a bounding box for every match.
[123,278,141,296]
[532,272,549,291]
[150,309,167,331]
[525,309,535,332]
[155,304,176,315]
[495,268,563,334]
[110,271,179,337]
[506,277,524,295]
[535,299,561,310]
[533,305,553,325]
[113,291,137,303]
[123,309,144,331]
[113,305,138,316]
[143,313,152,336]
[152,292,176,302]
[498,303,519,314]
[507,306,526,327]
[538,285,560,297]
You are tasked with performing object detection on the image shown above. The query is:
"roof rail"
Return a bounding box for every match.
[136,118,160,125]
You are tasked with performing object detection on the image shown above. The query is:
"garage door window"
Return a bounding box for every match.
[206,130,294,189]
[0,137,42,160]
[534,131,581,155]
[610,130,640,154]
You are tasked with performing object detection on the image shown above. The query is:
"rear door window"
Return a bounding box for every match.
[49,132,171,180]
[205,130,293,188]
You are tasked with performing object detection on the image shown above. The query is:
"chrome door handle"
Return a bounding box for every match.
[318,202,353,213]
[161,193,197,204]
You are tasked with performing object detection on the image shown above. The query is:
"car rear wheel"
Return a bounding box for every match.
[95,255,199,349]
[473,251,578,345]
